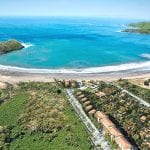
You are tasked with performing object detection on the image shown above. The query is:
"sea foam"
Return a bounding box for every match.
[0,61,150,74]
[140,53,150,59]
[22,43,34,48]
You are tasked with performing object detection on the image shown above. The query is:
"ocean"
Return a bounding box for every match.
[0,17,150,73]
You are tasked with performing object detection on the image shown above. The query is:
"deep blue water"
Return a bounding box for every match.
[0,17,150,72]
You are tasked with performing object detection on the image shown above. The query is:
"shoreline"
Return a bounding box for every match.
[0,68,149,83]
[0,60,150,74]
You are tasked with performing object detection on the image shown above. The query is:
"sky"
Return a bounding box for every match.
[0,0,150,19]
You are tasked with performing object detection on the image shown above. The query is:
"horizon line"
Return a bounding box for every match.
[0,15,149,20]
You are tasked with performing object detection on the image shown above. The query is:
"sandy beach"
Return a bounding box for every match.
[0,68,149,84]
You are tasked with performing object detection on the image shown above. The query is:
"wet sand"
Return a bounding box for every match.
[0,69,149,84]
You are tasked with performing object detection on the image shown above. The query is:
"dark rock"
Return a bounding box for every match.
[0,39,24,54]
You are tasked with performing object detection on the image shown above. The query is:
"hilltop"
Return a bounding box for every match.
[123,22,150,34]
[0,40,24,54]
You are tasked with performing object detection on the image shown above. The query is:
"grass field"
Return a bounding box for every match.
[0,92,29,126]
[0,82,91,150]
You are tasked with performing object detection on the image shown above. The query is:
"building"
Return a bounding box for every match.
[106,126,123,140]
[85,105,93,112]
[95,92,106,97]
[64,80,70,87]
[115,136,133,150]
[88,109,96,116]
[76,91,82,96]
[95,111,108,122]
[78,94,85,99]
[100,118,115,129]
[80,97,88,102]
[83,101,91,107]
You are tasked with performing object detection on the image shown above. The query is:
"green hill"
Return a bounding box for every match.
[123,22,150,34]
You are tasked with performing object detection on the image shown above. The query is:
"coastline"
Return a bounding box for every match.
[0,67,149,83]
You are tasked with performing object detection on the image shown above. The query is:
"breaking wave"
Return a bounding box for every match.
[140,53,150,59]
[22,43,34,48]
[0,61,150,74]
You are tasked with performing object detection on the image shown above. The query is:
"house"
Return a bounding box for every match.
[64,81,70,87]
[95,111,108,122]
[80,97,88,102]
[0,82,7,89]
[106,126,123,140]
[70,81,77,88]
[78,94,85,99]
[95,92,106,97]
[140,116,146,122]
[76,91,82,96]
[88,109,96,116]
[100,118,115,129]
[115,136,133,150]
[83,101,91,107]
[85,105,93,112]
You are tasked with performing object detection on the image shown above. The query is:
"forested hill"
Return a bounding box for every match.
[123,22,150,34]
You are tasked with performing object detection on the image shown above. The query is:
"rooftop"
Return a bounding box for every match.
[100,118,114,128]
[115,136,132,150]
[80,97,88,102]
[88,109,96,115]
[107,126,123,138]
[95,92,106,97]
[95,111,108,120]
[85,105,93,111]
[76,91,82,96]
[83,101,91,106]
[78,94,85,99]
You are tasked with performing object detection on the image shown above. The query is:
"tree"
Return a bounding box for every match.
[144,80,149,86]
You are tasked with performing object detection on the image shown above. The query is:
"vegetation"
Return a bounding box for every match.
[144,79,150,86]
[117,79,150,103]
[0,40,24,54]
[0,92,29,126]
[0,82,91,150]
[82,81,150,149]
[123,22,150,34]
[0,83,14,105]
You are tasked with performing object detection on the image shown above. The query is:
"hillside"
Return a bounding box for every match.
[123,22,150,34]
[0,40,24,54]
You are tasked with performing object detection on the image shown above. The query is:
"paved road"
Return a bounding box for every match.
[66,89,111,150]
[109,82,150,107]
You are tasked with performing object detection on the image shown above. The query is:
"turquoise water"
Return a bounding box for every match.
[0,17,150,73]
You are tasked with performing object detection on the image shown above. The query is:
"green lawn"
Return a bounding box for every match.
[0,92,29,126]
